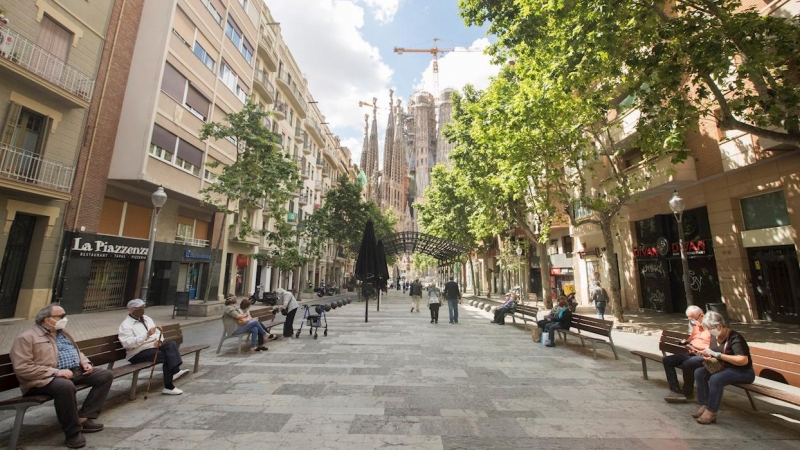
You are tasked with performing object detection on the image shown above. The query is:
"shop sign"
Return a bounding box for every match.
[634,239,708,258]
[236,254,250,266]
[184,249,211,261]
[71,237,147,260]
[550,267,574,275]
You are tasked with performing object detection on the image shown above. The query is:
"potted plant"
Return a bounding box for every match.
[0,7,8,26]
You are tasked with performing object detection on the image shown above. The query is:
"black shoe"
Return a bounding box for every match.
[545,343,555,347]
[435,320,438,324]
[431,319,434,323]
[256,346,268,351]
[81,419,103,433]
[490,320,495,324]
[65,433,86,448]
[411,308,414,313]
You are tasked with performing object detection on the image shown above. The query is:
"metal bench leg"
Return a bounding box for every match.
[590,342,598,360]
[216,333,227,354]
[640,357,649,380]
[745,389,758,411]
[193,351,201,373]
[609,342,619,360]
[129,369,141,401]
[238,335,245,354]
[9,404,32,450]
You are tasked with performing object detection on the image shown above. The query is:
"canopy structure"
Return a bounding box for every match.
[378,231,470,263]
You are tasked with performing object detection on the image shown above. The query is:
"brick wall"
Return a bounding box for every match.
[64,0,145,233]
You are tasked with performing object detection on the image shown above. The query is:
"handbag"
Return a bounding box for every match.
[532,328,543,342]
[702,342,727,374]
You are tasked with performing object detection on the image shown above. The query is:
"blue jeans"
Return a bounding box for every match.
[544,322,565,343]
[695,365,755,413]
[447,299,459,323]
[595,301,606,320]
[663,354,704,397]
[235,320,267,347]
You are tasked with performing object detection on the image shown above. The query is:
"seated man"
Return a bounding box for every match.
[118,299,189,396]
[491,292,518,325]
[663,305,711,403]
[10,304,113,449]
[543,299,573,348]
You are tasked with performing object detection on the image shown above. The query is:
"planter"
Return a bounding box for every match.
[187,300,225,317]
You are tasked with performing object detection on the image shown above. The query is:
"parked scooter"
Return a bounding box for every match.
[250,285,278,305]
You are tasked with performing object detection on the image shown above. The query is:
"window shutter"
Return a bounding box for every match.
[0,103,22,146]
[151,124,176,155]
[186,85,210,119]
[161,63,187,101]
[177,139,204,168]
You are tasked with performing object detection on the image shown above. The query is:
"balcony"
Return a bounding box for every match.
[302,137,312,156]
[298,190,309,206]
[322,166,330,179]
[603,107,641,146]
[300,161,310,180]
[315,157,323,168]
[0,27,95,104]
[314,180,323,191]
[305,118,325,145]
[175,235,210,248]
[258,34,278,71]
[0,143,75,194]
[276,70,307,117]
[272,101,288,120]
[253,70,275,104]
[323,145,337,165]
[602,154,697,201]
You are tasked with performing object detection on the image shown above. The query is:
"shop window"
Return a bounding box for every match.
[741,191,790,231]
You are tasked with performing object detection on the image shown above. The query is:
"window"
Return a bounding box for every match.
[202,0,223,25]
[177,222,194,239]
[193,42,215,71]
[161,63,187,102]
[203,169,218,182]
[741,191,790,231]
[176,139,203,176]
[224,17,253,65]
[218,61,246,102]
[563,236,573,254]
[1,103,52,155]
[36,16,71,61]
[149,125,177,162]
[185,85,211,121]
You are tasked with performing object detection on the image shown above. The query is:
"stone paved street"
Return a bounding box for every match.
[2,290,799,449]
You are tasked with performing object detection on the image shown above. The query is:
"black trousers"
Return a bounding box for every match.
[283,307,298,337]
[129,341,183,389]
[493,307,512,324]
[25,367,113,438]
[429,304,440,322]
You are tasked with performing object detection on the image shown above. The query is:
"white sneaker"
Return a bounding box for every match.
[173,369,190,381]
[161,387,183,395]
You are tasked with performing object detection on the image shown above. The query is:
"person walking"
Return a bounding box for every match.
[10,304,113,448]
[443,276,461,324]
[409,279,423,313]
[427,282,442,324]
[663,305,710,403]
[589,281,610,320]
[276,288,299,338]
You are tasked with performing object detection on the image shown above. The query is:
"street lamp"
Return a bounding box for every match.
[516,245,524,303]
[669,190,694,306]
[140,186,168,303]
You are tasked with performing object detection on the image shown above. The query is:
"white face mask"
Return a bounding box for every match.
[710,328,721,337]
[689,320,697,326]
[54,317,68,330]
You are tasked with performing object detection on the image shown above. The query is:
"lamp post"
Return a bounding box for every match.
[669,190,694,306]
[516,245,524,303]
[140,186,168,303]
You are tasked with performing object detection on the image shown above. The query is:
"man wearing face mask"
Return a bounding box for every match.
[662,305,711,403]
[10,304,113,448]
[118,299,189,395]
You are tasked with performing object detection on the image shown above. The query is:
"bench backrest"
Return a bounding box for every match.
[659,330,690,356]
[572,314,613,337]
[516,305,538,316]
[251,308,275,322]
[0,354,20,393]
[750,346,800,387]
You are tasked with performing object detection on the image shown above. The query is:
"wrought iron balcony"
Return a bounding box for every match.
[276,70,307,116]
[175,235,210,248]
[0,27,95,101]
[273,101,287,119]
[253,70,275,103]
[258,34,278,71]
[0,143,75,192]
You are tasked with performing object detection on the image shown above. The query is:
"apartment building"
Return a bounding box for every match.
[569,0,800,324]
[0,0,113,318]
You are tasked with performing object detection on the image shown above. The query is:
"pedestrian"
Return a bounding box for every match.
[10,304,113,449]
[276,288,299,338]
[589,281,609,320]
[442,276,461,324]
[663,305,710,403]
[427,282,442,324]
[409,278,423,313]
[119,299,190,396]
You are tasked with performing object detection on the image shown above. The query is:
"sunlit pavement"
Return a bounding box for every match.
[2,289,799,449]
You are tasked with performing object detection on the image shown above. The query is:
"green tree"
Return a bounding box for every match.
[199,98,300,301]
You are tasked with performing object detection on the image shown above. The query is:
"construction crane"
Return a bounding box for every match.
[393,38,481,96]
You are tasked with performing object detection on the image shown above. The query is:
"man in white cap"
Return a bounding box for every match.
[118,299,189,395]
[275,288,298,338]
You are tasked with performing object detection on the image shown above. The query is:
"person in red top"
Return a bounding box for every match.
[663,305,711,403]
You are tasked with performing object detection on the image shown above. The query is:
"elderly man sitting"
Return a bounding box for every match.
[663,305,711,403]
[491,292,518,325]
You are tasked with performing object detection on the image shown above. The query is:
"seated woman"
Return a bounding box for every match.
[222,295,268,352]
[240,299,278,341]
[693,311,755,424]
[537,295,568,329]
[492,292,518,325]
[542,298,572,347]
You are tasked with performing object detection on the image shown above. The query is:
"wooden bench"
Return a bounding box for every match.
[507,304,539,329]
[216,308,284,354]
[630,330,688,380]
[555,314,619,360]
[0,323,207,449]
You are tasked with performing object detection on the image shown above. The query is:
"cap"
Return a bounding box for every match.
[127,299,145,308]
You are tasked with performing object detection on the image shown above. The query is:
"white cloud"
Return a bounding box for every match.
[359,0,400,23]
[269,0,394,166]
[413,38,499,94]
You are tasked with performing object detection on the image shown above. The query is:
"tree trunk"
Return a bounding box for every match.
[600,217,624,322]
[538,241,552,310]
[202,202,230,303]
[468,255,479,296]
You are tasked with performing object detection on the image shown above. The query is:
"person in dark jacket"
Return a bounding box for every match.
[543,299,572,347]
[491,292,518,325]
[409,279,423,313]
[442,277,461,324]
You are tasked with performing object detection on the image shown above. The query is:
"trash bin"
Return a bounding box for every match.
[705,303,729,325]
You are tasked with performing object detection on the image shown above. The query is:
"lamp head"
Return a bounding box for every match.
[515,246,523,256]
[668,190,684,214]
[151,186,168,209]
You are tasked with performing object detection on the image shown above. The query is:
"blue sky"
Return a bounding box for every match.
[268,0,498,164]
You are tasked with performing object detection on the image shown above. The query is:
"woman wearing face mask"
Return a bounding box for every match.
[693,311,754,424]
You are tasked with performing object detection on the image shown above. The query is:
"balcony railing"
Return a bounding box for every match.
[273,101,287,118]
[276,70,307,113]
[0,27,95,101]
[0,143,75,192]
[314,180,323,191]
[253,70,275,101]
[175,236,210,248]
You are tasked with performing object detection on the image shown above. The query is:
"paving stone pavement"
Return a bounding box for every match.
[1,290,799,449]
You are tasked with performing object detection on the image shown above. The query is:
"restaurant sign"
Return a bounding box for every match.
[71,237,148,260]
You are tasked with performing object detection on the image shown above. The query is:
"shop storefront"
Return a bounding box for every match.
[58,232,219,313]
[550,267,575,299]
[633,207,721,313]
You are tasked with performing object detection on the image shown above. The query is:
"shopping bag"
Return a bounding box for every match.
[532,328,543,342]
[541,330,552,346]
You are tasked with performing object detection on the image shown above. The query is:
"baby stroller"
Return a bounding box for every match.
[296,304,328,339]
